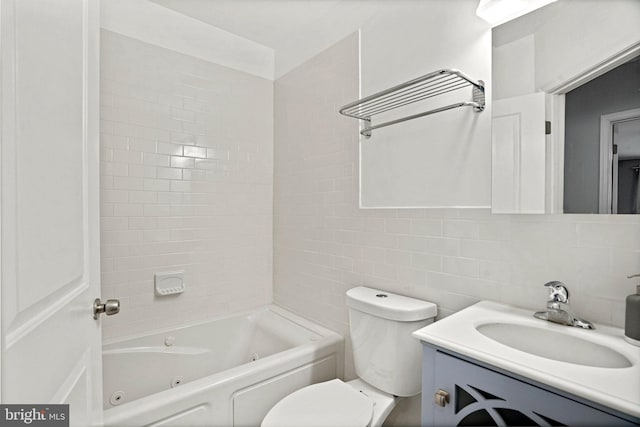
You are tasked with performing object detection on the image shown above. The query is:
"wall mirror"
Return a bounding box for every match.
[491,0,640,214]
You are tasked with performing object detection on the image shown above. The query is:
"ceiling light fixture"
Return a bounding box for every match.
[476,0,558,27]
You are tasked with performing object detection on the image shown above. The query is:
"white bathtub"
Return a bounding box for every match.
[102,305,343,427]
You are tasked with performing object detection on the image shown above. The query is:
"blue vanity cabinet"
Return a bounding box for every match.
[421,344,640,427]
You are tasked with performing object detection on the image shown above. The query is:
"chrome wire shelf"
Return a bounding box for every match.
[339,68,485,138]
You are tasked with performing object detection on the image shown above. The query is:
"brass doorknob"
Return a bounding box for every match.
[434,389,450,407]
[93,298,120,319]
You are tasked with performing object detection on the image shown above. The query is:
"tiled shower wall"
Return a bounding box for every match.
[100,31,273,340]
[273,33,640,377]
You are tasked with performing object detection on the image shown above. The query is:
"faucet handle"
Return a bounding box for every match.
[543,281,569,304]
[627,274,640,279]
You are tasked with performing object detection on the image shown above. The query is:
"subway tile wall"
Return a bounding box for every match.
[100,31,273,340]
[273,33,640,381]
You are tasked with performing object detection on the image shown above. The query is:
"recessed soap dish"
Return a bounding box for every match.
[155,271,185,296]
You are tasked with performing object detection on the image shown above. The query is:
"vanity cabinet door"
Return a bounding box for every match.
[430,352,635,427]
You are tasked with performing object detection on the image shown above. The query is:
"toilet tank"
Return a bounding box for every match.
[346,286,437,397]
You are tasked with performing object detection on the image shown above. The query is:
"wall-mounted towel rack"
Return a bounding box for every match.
[339,68,485,138]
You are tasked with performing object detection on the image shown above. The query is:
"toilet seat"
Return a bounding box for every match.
[261,379,374,427]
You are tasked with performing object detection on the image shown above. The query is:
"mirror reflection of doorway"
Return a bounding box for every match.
[613,117,640,214]
[564,55,640,214]
[598,110,640,214]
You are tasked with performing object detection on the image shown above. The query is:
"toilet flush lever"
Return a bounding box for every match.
[434,389,450,407]
[93,298,120,319]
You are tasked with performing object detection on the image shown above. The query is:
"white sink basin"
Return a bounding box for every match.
[476,322,632,369]
[412,300,640,419]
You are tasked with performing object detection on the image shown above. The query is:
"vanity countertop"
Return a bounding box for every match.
[412,300,640,418]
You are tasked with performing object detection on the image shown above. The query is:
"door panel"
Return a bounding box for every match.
[16,0,85,311]
[1,0,102,425]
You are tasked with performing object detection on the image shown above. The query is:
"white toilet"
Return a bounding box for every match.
[261,286,437,427]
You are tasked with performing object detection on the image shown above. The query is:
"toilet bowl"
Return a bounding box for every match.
[261,286,437,427]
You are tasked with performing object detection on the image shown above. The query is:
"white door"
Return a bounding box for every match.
[1,0,103,426]
[492,92,547,214]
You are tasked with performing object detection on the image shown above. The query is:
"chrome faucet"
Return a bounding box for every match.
[533,281,594,329]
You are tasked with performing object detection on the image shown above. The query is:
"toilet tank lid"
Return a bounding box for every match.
[346,286,437,322]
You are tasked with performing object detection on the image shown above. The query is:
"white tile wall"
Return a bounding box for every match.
[100,31,273,339]
[273,33,640,382]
